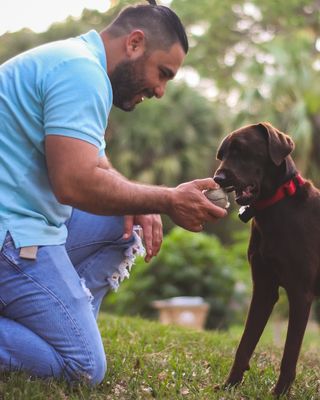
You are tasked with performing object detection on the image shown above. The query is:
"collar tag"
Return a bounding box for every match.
[238,206,255,223]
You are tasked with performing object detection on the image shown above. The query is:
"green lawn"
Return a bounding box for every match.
[1,314,320,399]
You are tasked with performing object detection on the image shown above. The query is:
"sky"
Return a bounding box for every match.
[0,0,112,35]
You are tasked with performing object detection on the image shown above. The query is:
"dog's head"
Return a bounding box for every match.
[214,122,294,206]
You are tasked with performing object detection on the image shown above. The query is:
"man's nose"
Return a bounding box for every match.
[154,82,166,99]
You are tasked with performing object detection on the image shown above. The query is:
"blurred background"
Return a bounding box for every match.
[1,0,319,329]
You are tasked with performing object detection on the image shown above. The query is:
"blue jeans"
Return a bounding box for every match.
[0,210,144,384]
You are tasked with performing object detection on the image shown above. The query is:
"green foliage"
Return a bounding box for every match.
[216,219,253,325]
[104,227,243,329]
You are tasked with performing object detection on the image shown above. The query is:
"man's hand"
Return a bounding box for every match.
[168,178,227,232]
[123,214,163,263]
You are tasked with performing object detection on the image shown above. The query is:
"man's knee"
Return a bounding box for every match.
[87,350,107,385]
[65,346,107,385]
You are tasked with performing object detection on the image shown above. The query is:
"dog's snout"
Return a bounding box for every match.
[214,170,228,186]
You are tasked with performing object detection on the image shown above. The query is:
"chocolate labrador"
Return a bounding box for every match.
[213,122,320,396]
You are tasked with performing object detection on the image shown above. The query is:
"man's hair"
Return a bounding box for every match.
[106,2,189,54]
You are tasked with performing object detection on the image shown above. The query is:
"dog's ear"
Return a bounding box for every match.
[258,122,294,166]
[216,135,230,160]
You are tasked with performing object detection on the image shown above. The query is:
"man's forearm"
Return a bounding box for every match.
[90,155,171,215]
[59,164,173,216]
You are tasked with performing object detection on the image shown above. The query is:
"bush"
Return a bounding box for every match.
[103,227,239,329]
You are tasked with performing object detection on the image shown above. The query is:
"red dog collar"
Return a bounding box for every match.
[239,174,305,223]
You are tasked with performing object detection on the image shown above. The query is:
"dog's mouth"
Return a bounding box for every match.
[222,184,257,206]
[214,172,259,206]
[235,185,257,205]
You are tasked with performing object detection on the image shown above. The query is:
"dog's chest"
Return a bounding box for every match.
[250,204,320,288]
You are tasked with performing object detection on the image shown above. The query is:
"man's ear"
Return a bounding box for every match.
[126,30,146,59]
[258,122,294,166]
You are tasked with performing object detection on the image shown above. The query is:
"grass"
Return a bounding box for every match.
[1,314,320,399]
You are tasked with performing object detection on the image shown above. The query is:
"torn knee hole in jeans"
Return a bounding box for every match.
[107,227,145,292]
[80,278,94,310]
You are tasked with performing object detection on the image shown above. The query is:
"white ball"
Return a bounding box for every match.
[204,188,230,209]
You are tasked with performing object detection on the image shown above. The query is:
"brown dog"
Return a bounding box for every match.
[213,122,320,396]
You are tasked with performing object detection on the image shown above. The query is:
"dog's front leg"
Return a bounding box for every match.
[273,290,313,397]
[224,277,279,388]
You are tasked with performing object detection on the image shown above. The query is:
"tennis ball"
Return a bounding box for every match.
[204,187,230,209]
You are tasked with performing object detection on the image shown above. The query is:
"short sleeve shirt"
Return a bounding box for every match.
[0,30,113,247]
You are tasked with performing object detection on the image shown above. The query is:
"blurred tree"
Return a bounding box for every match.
[171,0,319,89]
[0,29,42,63]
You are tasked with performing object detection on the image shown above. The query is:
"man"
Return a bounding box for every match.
[0,1,226,384]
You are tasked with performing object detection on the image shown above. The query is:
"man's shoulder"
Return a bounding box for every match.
[1,30,104,75]
[36,35,98,66]
[16,31,103,75]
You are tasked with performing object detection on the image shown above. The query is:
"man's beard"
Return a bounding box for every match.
[109,57,152,112]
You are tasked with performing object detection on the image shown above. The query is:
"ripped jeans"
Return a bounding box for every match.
[0,210,144,384]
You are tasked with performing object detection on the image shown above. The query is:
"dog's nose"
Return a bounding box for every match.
[213,171,228,186]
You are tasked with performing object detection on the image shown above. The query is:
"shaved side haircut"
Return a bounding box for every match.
[105,1,189,54]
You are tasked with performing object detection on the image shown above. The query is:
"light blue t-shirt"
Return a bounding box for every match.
[0,30,113,247]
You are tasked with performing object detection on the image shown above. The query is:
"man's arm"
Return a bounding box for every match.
[97,154,128,180]
[45,135,226,232]
[46,135,173,214]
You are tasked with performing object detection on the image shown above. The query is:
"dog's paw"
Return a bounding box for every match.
[272,384,292,398]
[213,383,230,392]
[213,383,223,392]
[272,374,294,397]
[214,379,241,392]
[214,366,249,392]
